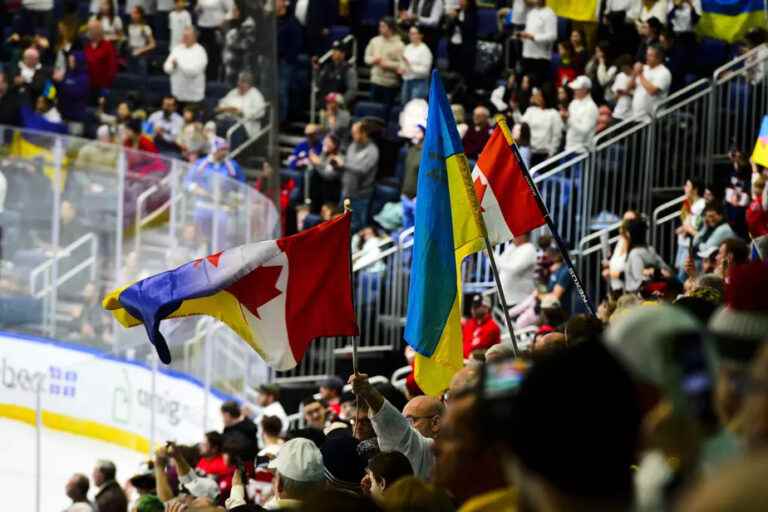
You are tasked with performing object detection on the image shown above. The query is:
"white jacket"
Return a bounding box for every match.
[370,400,435,480]
[566,96,598,152]
[521,106,563,156]
[164,43,208,103]
[522,6,557,60]
[402,43,433,81]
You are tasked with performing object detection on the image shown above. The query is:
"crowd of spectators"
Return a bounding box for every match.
[60,255,768,512]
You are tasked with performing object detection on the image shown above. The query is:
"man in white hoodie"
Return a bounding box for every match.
[518,0,557,85]
[164,26,208,104]
[563,75,598,153]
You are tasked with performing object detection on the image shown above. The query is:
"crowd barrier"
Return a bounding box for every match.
[0,124,280,398]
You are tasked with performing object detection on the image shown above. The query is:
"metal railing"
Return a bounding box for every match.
[310,35,357,124]
[651,195,687,269]
[229,103,274,160]
[134,171,177,258]
[28,232,99,336]
[575,221,623,307]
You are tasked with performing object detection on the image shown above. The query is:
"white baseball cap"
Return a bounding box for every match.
[268,438,324,482]
[568,75,592,90]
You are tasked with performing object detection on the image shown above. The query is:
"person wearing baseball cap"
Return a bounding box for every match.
[462,294,501,359]
[267,438,326,508]
[564,75,598,153]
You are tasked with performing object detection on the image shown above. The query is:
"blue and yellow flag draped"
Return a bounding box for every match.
[698,0,767,43]
[753,115,768,168]
[404,70,486,396]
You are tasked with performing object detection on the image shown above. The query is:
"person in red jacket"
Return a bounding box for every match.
[84,19,117,101]
[462,294,501,359]
[747,174,768,239]
[196,431,234,493]
[123,117,167,175]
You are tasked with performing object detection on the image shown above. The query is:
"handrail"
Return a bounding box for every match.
[230,105,273,159]
[712,43,767,83]
[577,220,623,258]
[134,172,175,257]
[652,195,686,227]
[310,34,357,123]
[225,103,268,142]
[29,232,99,298]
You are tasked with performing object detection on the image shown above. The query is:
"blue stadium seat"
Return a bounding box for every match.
[477,8,498,40]
[112,73,143,91]
[369,182,401,223]
[557,17,570,42]
[695,37,732,75]
[206,81,230,100]
[329,25,351,43]
[436,37,449,68]
[147,75,171,96]
[354,101,387,121]
[360,0,393,25]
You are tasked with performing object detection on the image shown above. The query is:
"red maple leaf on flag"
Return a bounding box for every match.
[193,252,224,268]
[473,176,487,213]
[227,265,283,319]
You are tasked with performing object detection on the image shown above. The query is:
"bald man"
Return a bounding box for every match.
[14,47,48,101]
[350,373,439,479]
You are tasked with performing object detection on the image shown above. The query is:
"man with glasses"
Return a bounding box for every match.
[350,373,444,479]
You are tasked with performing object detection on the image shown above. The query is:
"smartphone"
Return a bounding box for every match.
[480,354,529,439]
[482,355,528,399]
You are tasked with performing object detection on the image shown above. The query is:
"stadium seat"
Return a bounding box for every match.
[369,182,401,223]
[329,25,351,43]
[112,73,143,92]
[206,81,230,100]
[477,8,498,40]
[354,101,387,122]
[695,37,731,75]
[360,0,392,25]
[147,76,171,97]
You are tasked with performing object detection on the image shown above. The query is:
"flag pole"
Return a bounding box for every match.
[496,117,596,317]
[343,198,362,438]
[455,155,521,357]
[343,198,359,375]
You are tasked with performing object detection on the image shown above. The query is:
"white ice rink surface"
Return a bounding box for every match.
[1,418,145,512]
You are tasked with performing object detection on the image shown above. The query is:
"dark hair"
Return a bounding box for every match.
[648,43,665,60]
[704,201,724,216]
[71,473,90,497]
[626,218,648,249]
[687,178,705,195]
[96,460,117,481]
[673,296,719,324]
[221,400,241,417]
[204,431,223,453]
[722,237,749,265]
[261,415,283,437]
[126,117,143,135]
[132,5,146,21]
[505,342,641,507]
[99,0,116,21]
[565,315,604,344]
[367,451,414,486]
[596,39,613,62]
[558,39,574,57]
[517,122,531,147]
[379,16,396,32]
[302,396,328,408]
[646,17,663,35]
[615,54,634,70]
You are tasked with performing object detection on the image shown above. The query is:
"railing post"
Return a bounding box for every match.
[150,354,158,455]
[113,150,127,353]
[211,174,222,253]
[34,376,44,512]
[49,138,64,337]
[644,115,656,216]
[203,325,212,433]
[169,162,179,246]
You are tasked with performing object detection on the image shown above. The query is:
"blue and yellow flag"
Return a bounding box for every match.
[404,70,485,396]
[753,115,768,168]
[698,0,768,43]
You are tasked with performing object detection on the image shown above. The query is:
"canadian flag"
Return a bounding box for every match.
[471,127,545,244]
[104,213,359,369]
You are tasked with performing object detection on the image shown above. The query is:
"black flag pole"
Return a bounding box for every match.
[496,117,596,317]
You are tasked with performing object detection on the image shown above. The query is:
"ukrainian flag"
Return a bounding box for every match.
[404,71,486,396]
[698,0,768,43]
[753,115,768,168]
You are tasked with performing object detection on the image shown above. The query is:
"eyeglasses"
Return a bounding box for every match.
[405,414,437,425]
